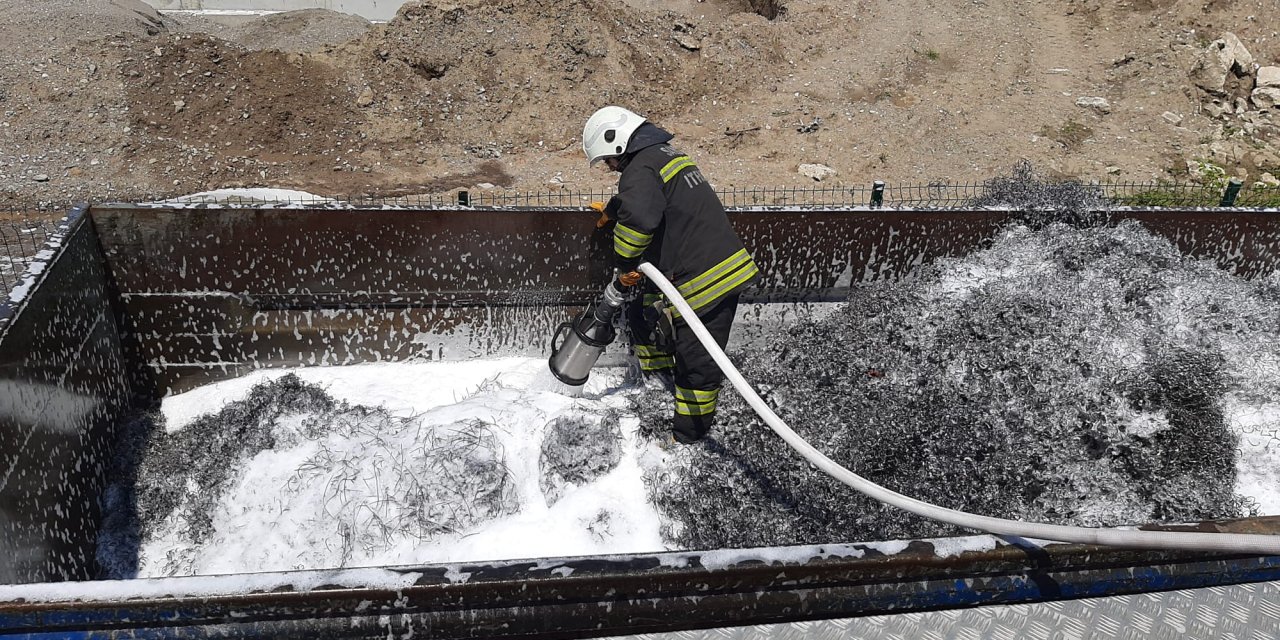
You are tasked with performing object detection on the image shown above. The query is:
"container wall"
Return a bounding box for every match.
[5,203,1280,585]
[88,205,1280,395]
[0,209,145,584]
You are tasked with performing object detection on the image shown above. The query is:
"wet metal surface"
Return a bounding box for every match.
[0,208,146,584]
[88,205,1280,394]
[2,522,1279,637]
[618,579,1280,640]
[4,202,1280,595]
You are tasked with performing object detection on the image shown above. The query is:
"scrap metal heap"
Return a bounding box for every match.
[651,216,1276,549]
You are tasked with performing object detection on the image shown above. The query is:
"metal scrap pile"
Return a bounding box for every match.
[650,217,1280,549]
[105,375,524,577]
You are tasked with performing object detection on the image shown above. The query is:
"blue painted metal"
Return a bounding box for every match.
[3,536,1280,637]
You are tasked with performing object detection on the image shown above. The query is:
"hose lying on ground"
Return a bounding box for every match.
[637,261,1280,555]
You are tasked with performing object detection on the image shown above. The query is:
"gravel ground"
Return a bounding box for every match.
[165,8,372,53]
[1,0,1278,211]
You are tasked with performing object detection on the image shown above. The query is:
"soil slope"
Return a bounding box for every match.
[1,0,1278,207]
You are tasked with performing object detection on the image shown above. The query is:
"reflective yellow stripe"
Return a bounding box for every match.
[676,402,716,416]
[682,261,759,311]
[675,387,718,402]
[677,249,751,298]
[614,223,652,258]
[614,223,652,245]
[675,387,719,416]
[635,344,674,370]
[640,357,676,371]
[614,236,646,258]
[671,251,758,318]
[634,345,672,358]
[660,156,695,183]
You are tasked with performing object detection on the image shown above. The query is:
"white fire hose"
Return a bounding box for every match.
[637,261,1280,554]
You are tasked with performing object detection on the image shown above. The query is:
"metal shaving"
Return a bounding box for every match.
[649,203,1278,551]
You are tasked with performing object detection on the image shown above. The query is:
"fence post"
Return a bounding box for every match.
[1219,178,1243,207]
[870,181,885,208]
[458,190,470,207]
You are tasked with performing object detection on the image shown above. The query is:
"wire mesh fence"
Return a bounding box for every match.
[11,178,1279,211]
[1103,181,1280,208]
[3,178,1279,303]
[457,180,1279,209]
[418,180,1280,209]
[0,213,64,296]
[460,182,988,208]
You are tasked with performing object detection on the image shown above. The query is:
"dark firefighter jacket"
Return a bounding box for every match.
[605,134,759,319]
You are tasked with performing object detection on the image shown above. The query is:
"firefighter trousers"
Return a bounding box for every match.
[626,289,740,444]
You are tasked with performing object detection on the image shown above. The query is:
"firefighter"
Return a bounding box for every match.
[582,106,760,444]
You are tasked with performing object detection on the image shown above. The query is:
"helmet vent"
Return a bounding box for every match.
[604,130,616,143]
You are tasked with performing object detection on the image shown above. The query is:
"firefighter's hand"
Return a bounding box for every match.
[617,271,643,288]
[590,201,610,228]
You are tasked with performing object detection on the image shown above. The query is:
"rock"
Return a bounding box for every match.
[673,32,701,51]
[1075,96,1112,114]
[356,87,375,107]
[1161,111,1183,126]
[1258,66,1280,88]
[1106,166,1121,175]
[1189,32,1254,94]
[1253,145,1280,165]
[798,163,836,181]
[32,174,49,182]
[1259,172,1280,187]
[1204,101,1229,119]
[1221,32,1255,69]
[1185,159,1200,176]
[1235,97,1251,114]
[1209,140,1247,162]
[1254,87,1280,110]
[173,99,185,113]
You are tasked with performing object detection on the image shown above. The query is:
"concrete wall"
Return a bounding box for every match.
[145,0,408,22]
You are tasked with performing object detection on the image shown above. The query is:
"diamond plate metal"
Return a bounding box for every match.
[615,580,1280,640]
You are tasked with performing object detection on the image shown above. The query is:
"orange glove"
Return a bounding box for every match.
[618,271,643,287]
[590,201,610,228]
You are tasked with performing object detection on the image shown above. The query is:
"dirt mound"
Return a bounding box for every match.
[0,0,163,59]
[0,1,167,206]
[123,34,361,155]
[227,9,372,54]
[1,0,1279,207]
[346,0,794,152]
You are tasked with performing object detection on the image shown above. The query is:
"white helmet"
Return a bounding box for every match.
[582,106,646,166]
